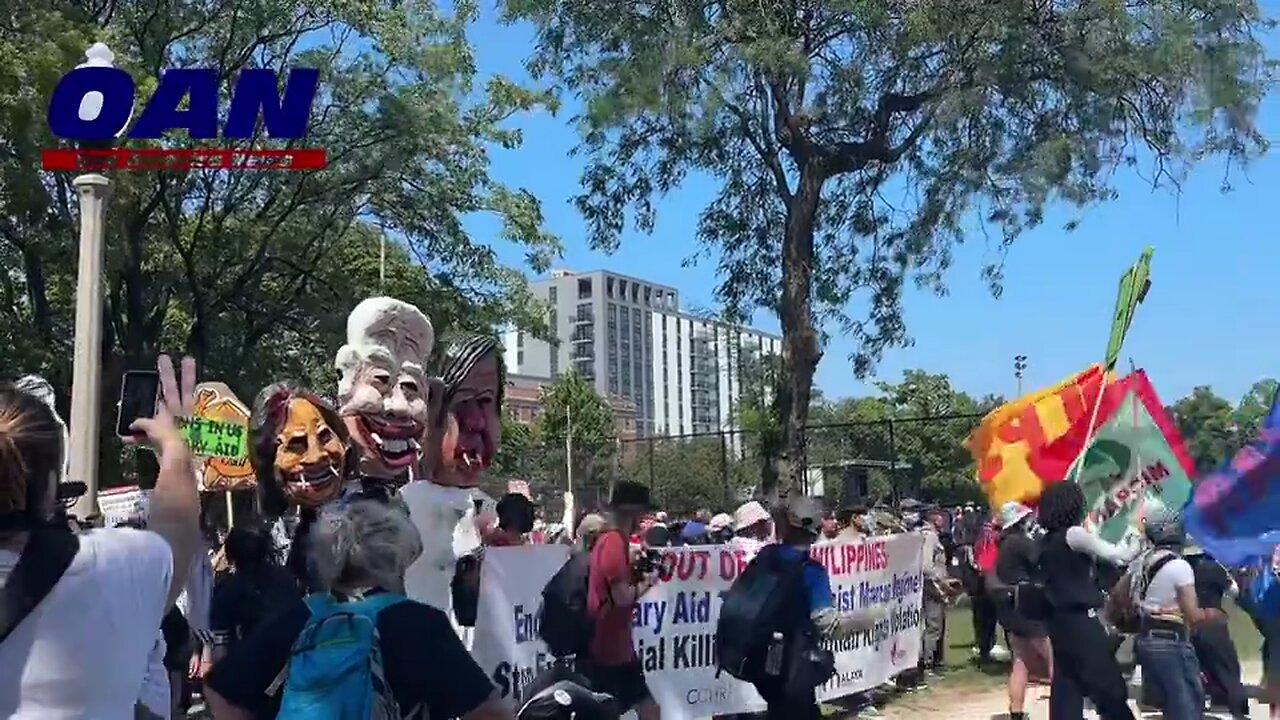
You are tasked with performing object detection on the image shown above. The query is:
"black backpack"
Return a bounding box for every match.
[538,552,594,658]
[715,546,811,683]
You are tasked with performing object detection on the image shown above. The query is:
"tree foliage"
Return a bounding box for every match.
[502,0,1273,494]
[808,369,994,506]
[1,0,558,482]
[530,370,618,497]
[1169,379,1279,475]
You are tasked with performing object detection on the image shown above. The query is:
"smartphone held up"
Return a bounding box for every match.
[116,370,161,438]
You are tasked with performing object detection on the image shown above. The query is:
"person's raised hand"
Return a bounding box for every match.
[127,355,196,458]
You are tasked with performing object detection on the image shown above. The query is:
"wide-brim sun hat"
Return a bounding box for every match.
[733,500,770,529]
[708,513,733,532]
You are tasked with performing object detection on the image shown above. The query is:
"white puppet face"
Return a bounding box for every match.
[334,298,434,481]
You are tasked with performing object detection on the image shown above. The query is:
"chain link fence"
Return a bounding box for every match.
[492,413,988,517]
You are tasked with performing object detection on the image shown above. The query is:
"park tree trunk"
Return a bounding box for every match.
[766,163,824,500]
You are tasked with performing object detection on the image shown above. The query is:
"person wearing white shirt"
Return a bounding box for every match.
[1114,512,1223,719]
[0,357,201,720]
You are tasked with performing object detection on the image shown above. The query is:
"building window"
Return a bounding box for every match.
[619,279,628,298]
[643,286,651,306]
[631,283,639,303]
[549,286,557,303]
[578,277,592,299]
[607,276,615,298]
[517,350,524,365]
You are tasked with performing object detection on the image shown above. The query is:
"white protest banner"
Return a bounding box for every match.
[470,544,571,705]
[633,534,926,718]
[811,533,925,701]
[472,535,926,719]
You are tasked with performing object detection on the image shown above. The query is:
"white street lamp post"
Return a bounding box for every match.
[68,42,116,521]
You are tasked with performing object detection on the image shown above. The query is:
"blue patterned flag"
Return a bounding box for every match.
[1184,387,1280,566]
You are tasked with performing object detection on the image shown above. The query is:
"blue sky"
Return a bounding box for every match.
[462,7,1278,407]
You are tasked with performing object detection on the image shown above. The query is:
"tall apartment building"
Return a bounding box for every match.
[501,269,782,436]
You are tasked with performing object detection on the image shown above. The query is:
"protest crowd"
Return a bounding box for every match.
[2,293,1280,720]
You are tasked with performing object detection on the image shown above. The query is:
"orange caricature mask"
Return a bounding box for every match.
[250,383,354,515]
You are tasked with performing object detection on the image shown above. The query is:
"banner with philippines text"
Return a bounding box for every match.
[470,535,926,719]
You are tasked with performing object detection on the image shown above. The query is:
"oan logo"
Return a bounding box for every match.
[44,43,324,172]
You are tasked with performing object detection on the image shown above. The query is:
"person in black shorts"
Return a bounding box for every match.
[992,501,1051,720]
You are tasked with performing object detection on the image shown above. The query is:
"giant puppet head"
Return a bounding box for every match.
[250,382,359,517]
[334,297,437,482]
[424,335,505,488]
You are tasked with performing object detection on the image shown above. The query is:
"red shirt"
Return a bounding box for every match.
[587,530,635,665]
[486,532,526,547]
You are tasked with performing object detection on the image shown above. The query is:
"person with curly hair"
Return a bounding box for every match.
[1036,481,1139,720]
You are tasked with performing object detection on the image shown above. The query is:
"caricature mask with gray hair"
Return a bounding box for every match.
[334,297,437,483]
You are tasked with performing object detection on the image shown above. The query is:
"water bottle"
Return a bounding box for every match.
[764,632,785,676]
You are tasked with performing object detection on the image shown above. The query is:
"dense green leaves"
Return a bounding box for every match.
[1,0,558,482]
[1169,380,1279,475]
[502,0,1274,493]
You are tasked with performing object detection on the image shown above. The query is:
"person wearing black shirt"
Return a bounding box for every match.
[209,524,302,662]
[204,500,509,720]
[991,502,1051,720]
[1037,482,1137,720]
[1186,548,1249,718]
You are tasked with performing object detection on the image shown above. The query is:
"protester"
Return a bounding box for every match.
[208,523,301,663]
[991,501,1051,720]
[1113,508,1223,718]
[1037,481,1136,720]
[732,495,883,719]
[204,500,509,719]
[1186,545,1249,718]
[1238,549,1280,720]
[488,492,536,547]
[117,516,195,720]
[577,512,607,553]
[708,513,734,543]
[0,356,201,718]
[681,519,709,545]
[729,500,773,555]
[583,481,661,720]
[917,506,955,680]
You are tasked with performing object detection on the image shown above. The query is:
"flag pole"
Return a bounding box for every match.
[1066,366,1110,481]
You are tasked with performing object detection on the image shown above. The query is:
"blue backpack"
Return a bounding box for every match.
[274,592,407,720]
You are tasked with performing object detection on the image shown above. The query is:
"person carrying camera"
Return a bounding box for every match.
[583,481,661,720]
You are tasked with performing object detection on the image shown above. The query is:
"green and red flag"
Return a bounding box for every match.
[1028,370,1195,543]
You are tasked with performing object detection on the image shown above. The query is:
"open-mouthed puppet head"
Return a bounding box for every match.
[334,297,435,482]
[426,335,504,488]
[251,383,356,514]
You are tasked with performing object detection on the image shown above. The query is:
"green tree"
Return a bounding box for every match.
[502,0,1271,496]
[876,370,983,502]
[1170,386,1240,475]
[1,0,559,482]
[491,410,543,481]
[538,371,618,497]
[1234,378,1279,441]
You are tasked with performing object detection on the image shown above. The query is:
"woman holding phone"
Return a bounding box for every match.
[0,356,202,718]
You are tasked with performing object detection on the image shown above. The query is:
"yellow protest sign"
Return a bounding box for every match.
[190,382,255,492]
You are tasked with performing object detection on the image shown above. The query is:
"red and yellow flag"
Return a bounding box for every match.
[966,364,1111,509]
